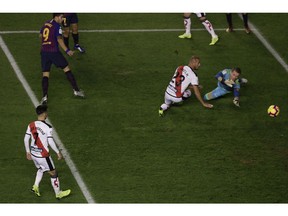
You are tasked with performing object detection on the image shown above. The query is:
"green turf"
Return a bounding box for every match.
[0,13,287,203]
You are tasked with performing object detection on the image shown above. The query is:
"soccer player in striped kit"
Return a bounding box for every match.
[40,13,85,105]
[24,104,71,199]
[159,56,213,116]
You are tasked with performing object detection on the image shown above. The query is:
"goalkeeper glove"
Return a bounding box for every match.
[224,79,235,87]
[233,98,240,107]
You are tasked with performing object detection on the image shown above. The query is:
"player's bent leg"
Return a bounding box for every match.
[204,92,213,100]
[182,89,192,100]
[199,18,219,45]
[204,87,228,100]
[159,103,169,117]
[63,67,85,98]
[159,95,174,117]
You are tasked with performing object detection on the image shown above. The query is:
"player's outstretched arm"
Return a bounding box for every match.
[192,85,213,108]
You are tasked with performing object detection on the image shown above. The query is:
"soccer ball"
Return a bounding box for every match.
[267,105,280,117]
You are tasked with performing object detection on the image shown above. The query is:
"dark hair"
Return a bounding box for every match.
[53,13,64,18]
[232,67,241,74]
[36,104,48,115]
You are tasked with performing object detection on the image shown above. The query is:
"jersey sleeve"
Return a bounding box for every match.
[47,127,53,138]
[25,125,31,136]
[215,70,225,80]
[233,81,241,97]
[47,128,60,154]
[24,125,31,153]
[56,25,63,37]
[190,72,199,86]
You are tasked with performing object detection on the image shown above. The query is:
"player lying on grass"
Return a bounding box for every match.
[159,56,213,117]
[203,67,248,107]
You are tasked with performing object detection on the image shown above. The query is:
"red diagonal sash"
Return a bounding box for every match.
[29,122,49,157]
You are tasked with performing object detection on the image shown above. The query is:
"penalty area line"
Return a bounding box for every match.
[0,35,95,204]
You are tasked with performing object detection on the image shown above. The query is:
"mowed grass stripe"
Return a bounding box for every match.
[0,35,95,203]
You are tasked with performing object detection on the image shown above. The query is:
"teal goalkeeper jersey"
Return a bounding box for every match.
[216,69,240,90]
[216,68,241,97]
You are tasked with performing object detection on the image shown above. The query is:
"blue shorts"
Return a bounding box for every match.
[41,52,68,72]
[62,13,78,27]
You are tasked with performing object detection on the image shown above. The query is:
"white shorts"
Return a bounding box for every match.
[31,155,55,172]
[164,89,191,105]
[164,92,183,105]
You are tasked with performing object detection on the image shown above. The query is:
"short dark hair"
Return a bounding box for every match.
[232,67,241,74]
[53,13,64,18]
[36,104,48,115]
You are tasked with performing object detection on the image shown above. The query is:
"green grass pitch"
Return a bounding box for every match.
[0,13,287,203]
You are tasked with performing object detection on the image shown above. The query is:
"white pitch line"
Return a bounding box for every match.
[0,28,252,34]
[237,14,288,73]
[0,35,95,204]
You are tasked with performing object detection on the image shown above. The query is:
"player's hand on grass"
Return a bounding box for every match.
[233,98,240,107]
[203,103,213,109]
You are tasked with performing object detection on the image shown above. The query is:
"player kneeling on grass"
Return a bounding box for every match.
[159,56,213,117]
[24,104,71,199]
[203,67,248,107]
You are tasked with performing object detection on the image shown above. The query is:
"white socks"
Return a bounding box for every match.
[51,177,60,195]
[184,17,191,34]
[34,169,43,187]
[202,20,217,38]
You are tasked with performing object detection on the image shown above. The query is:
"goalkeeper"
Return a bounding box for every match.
[203,67,247,107]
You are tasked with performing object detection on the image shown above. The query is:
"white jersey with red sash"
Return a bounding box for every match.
[165,65,199,98]
[25,120,54,158]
